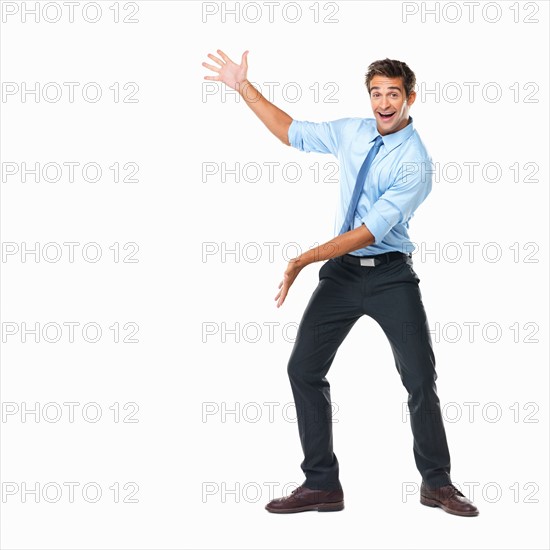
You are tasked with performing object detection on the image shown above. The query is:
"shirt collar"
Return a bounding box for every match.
[375,116,415,152]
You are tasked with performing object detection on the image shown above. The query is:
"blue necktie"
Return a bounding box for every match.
[339,135,383,235]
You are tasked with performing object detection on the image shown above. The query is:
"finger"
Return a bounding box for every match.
[202,62,221,73]
[274,280,284,300]
[207,53,225,66]
[241,50,249,68]
[277,287,288,308]
[217,49,231,63]
[203,76,220,81]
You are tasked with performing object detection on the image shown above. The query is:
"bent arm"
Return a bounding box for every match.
[238,79,292,145]
[296,224,375,267]
[274,224,374,307]
[202,50,292,145]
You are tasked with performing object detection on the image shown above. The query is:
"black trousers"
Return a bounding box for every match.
[287,253,452,491]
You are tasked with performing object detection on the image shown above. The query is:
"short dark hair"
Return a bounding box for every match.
[365,59,416,98]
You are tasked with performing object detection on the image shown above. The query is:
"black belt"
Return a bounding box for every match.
[339,251,410,267]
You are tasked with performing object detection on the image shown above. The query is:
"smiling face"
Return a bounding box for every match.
[369,75,416,136]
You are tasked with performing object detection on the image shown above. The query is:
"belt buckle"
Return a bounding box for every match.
[359,257,376,267]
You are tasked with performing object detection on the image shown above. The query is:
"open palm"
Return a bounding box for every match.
[202,49,249,91]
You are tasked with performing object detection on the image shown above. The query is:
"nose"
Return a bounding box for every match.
[379,96,390,110]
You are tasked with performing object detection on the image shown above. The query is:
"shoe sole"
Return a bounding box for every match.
[265,501,344,514]
[420,495,479,517]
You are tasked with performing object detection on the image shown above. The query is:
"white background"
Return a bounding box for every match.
[1,1,548,549]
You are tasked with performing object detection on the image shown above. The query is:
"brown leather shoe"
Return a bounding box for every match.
[265,484,344,514]
[420,482,479,517]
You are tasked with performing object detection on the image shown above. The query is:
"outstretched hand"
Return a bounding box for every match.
[202,49,249,91]
[275,258,304,308]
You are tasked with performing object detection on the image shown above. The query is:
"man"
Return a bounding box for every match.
[202,50,478,517]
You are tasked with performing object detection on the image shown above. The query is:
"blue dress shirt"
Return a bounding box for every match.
[288,116,432,255]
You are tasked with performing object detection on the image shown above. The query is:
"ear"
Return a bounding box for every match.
[406,90,417,107]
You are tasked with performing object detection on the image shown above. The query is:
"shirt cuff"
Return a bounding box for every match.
[287,119,299,149]
[361,206,392,245]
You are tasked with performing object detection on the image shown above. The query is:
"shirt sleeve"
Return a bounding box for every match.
[288,118,350,155]
[361,159,433,244]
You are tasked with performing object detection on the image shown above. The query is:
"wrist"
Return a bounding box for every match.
[295,253,312,268]
[238,79,253,97]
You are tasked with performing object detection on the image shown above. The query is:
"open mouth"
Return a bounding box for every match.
[378,112,396,121]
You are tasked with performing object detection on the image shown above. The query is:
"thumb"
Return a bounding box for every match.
[241,50,249,68]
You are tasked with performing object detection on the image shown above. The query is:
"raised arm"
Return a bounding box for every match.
[202,49,292,145]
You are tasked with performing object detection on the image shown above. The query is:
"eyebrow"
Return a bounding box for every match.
[370,86,402,92]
